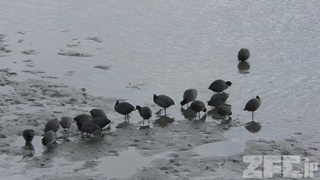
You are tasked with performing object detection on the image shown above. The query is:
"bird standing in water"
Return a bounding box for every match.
[136,105,152,125]
[208,79,232,94]
[244,96,261,121]
[237,48,250,62]
[153,94,175,115]
[180,89,198,107]
[114,100,135,121]
[190,100,207,120]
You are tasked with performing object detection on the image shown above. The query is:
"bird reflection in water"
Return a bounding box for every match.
[180,106,197,121]
[138,119,152,129]
[245,121,262,133]
[180,106,207,121]
[115,121,134,129]
[237,61,250,74]
[23,141,35,158]
[154,115,175,127]
[207,104,232,121]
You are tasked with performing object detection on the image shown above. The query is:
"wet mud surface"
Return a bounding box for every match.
[0,71,319,179]
[1,30,320,180]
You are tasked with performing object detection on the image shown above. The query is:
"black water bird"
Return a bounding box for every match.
[153,94,175,115]
[44,119,60,133]
[207,93,229,108]
[237,48,250,62]
[23,129,35,143]
[244,96,261,121]
[90,109,107,118]
[190,100,207,120]
[60,116,72,130]
[180,89,198,107]
[208,79,232,93]
[114,100,135,121]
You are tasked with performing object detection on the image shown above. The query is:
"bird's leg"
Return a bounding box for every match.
[252,112,254,121]
[164,108,167,115]
[100,129,104,137]
[198,113,200,120]
[65,130,70,140]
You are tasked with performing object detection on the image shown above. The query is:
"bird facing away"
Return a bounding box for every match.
[153,94,175,115]
[90,109,107,118]
[180,89,198,107]
[60,116,72,130]
[244,96,261,121]
[190,100,207,120]
[114,100,135,121]
[42,130,56,146]
[23,129,35,143]
[44,119,60,133]
[74,114,92,124]
[208,79,232,93]
[207,93,229,108]
[238,48,250,62]
[217,104,232,120]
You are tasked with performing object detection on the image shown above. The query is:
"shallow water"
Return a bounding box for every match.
[193,139,246,157]
[81,146,167,179]
[1,0,320,178]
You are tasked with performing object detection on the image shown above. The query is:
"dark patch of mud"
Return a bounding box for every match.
[126,83,145,90]
[21,50,39,55]
[94,65,111,70]
[21,70,46,75]
[58,50,93,57]
[86,37,103,43]
[0,34,12,56]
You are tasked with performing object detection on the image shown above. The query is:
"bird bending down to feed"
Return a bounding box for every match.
[77,120,101,138]
[190,100,207,120]
[136,105,152,125]
[217,104,232,120]
[42,130,56,147]
[60,116,72,131]
[44,119,60,133]
[180,89,198,107]
[90,109,107,118]
[207,93,229,108]
[74,114,92,124]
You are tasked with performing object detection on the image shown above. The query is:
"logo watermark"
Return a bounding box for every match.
[243,155,318,178]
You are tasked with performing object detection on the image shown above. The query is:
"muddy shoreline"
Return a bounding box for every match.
[1,31,320,179]
[0,68,319,180]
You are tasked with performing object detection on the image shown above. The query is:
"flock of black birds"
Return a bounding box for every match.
[22,48,261,152]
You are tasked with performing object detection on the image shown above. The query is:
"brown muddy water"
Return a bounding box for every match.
[0,1,320,179]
